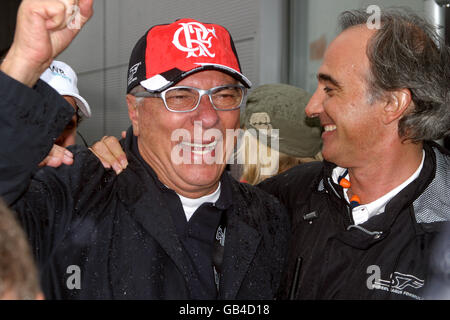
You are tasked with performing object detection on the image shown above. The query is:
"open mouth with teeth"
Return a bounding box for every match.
[180,140,218,155]
[323,124,337,132]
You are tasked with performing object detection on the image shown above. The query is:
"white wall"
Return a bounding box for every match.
[290,0,425,93]
[258,0,289,85]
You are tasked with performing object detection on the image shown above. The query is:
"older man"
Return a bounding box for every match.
[0,0,289,299]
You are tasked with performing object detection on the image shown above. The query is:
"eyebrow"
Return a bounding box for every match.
[317,73,342,89]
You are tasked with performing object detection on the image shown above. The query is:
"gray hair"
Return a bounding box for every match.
[339,7,450,142]
[128,85,146,106]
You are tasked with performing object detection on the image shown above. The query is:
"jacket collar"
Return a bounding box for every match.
[219,178,262,299]
[116,129,199,295]
[412,142,450,230]
[319,141,440,247]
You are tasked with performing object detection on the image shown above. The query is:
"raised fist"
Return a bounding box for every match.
[1,0,93,87]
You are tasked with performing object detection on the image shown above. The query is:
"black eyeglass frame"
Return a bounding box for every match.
[132,84,247,113]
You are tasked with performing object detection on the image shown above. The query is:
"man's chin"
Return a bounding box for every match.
[321,146,337,164]
[175,163,224,189]
[322,147,352,168]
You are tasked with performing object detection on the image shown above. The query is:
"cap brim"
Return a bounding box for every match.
[140,63,252,93]
[59,92,92,118]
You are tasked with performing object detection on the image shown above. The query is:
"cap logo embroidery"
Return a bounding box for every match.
[249,112,273,130]
[172,22,217,58]
[49,65,72,83]
[128,62,142,86]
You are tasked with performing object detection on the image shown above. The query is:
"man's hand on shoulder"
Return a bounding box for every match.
[41,132,128,175]
[39,144,74,167]
[90,134,128,175]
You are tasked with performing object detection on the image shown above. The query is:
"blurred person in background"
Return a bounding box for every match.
[0,199,43,300]
[40,60,91,148]
[38,60,91,168]
[239,83,322,185]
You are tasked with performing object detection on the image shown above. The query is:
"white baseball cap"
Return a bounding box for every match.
[40,60,91,118]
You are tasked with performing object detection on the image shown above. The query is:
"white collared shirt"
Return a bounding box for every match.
[331,150,425,225]
[177,182,221,221]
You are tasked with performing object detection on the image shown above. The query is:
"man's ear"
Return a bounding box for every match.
[126,94,139,136]
[382,88,412,125]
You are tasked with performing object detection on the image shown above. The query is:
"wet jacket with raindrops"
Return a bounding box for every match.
[0,71,290,300]
[258,142,450,300]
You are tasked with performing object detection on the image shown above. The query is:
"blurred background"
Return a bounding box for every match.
[1,0,449,145]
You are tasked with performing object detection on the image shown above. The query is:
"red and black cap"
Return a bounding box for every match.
[126,18,252,93]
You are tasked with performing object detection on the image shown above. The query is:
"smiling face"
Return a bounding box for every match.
[305,26,388,168]
[127,70,241,198]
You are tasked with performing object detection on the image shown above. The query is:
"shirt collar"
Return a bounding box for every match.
[177,171,234,221]
[332,150,426,225]
[177,183,221,221]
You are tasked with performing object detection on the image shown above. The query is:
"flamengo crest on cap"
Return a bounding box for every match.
[172,22,217,58]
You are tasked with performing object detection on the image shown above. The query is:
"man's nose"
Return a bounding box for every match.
[192,94,219,128]
[305,88,325,118]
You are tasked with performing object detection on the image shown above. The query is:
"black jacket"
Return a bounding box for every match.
[0,71,289,300]
[259,142,450,300]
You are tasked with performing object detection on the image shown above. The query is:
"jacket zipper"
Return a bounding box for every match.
[345,204,355,226]
[288,257,303,300]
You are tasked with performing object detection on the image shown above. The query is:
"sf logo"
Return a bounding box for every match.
[172,22,217,58]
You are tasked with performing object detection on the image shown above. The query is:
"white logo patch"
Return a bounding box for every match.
[172,22,217,58]
[49,65,72,83]
[366,265,424,300]
[128,62,142,86]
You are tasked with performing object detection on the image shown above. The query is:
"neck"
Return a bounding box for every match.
[346,140,423,204]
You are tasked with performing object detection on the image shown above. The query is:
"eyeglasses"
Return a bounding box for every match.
[132,84,247,112]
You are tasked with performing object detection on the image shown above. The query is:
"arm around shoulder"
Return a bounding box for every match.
[257,161,324,212]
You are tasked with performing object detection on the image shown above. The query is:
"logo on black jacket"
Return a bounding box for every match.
[366,265,424,300]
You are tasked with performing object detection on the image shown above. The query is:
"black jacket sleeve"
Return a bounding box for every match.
[0,70,74,205]
[257,161,324,215]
